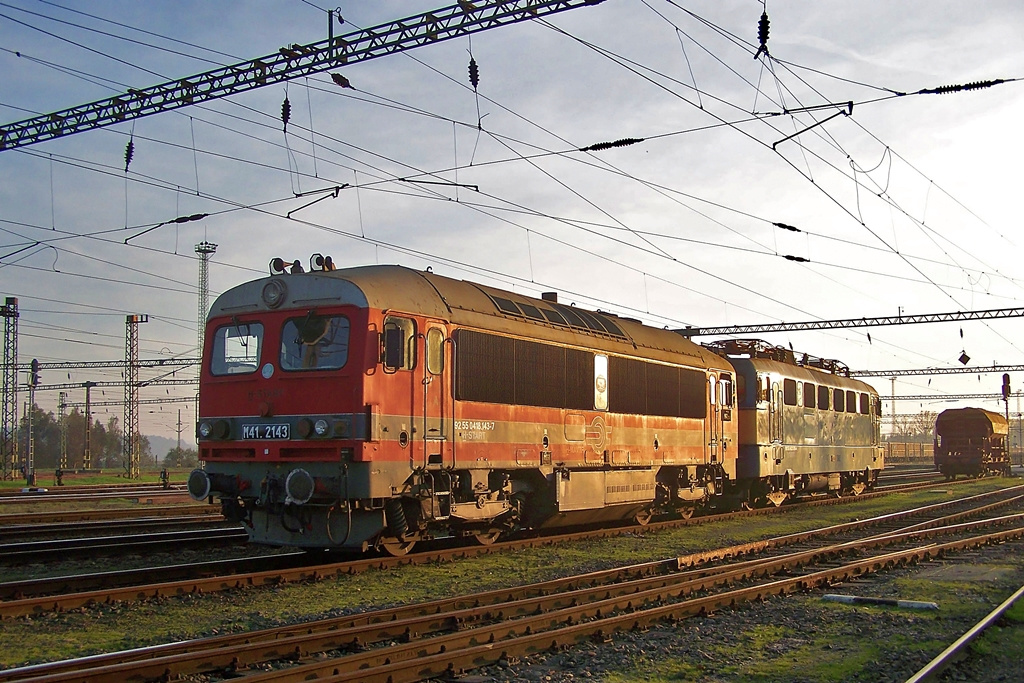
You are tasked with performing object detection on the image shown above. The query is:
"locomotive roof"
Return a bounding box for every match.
[726,356,878,394]
[210,264,732,372]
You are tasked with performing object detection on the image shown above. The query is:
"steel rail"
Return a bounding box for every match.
[0,515,230,542]
[6,503,1023,683]
[0,483,185,497]
[905,582,1024,683]
[0,527,246,564]
[306,528,1024,683]
[0,504,218,525]
[4,491,1019,683]
[0,477,983,618]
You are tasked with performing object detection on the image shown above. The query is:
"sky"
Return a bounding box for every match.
[1,0,1023,442]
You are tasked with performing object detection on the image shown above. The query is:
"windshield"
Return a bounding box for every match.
[281,314,350,370]
[210,322,264,375]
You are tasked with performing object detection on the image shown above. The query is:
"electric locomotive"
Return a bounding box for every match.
[189,258,884,554]
[705,339,883,505]
[190,259,738,554]
[934,407,1011,478]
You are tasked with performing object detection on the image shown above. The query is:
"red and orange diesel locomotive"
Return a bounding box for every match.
[189,259,883,554]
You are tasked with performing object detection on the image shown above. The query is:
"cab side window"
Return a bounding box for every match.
[426,327,445,375]
[382,316,416,370]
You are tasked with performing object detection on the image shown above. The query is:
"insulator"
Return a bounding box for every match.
[124,138,135,172]
[579,137,644,152]
[919,79,1008,95]
[758,11,770,47]
[281,96,291,132]
[468,56,480,89]
[783,254,808,262]
[773,222,801,232]
[330,72,352,88]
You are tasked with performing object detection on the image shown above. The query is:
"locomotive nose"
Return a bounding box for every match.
[187,469,212,501]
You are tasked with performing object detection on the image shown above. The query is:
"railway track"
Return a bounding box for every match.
[0,479,1014,619]
[0,485,192,505]
[0,527,248,564]
[0,504,219,526]
[1,485,1021,682]
[906,582,1024,682]
[0,512,227,543]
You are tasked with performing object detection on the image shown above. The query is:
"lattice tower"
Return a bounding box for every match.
[123,315,148,478]
[195,242,217,367]
[58,391,67,469]
[1,298,18,479]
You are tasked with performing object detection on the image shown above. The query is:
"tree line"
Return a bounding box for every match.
[11,403,197,472]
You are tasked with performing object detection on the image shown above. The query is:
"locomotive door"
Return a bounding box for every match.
[708,374,720,463]
[420,324,450,469]
[769,381,782,444]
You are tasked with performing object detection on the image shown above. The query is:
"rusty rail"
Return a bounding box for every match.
[1,492,1022,681]
[905,583,1024,683]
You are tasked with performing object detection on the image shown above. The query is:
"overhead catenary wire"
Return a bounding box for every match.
[2,1,1015,389]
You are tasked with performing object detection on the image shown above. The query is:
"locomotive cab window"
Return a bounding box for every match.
[783,378,797,406]
[833,388,845,412]
[803,382,816,408]
[846,390,857,413]
[281,314,350,371]
[211,322,263,375]
[720,375,733,406]
[817,385,830,410]
[382,316,416,371]
[860,393,870,415]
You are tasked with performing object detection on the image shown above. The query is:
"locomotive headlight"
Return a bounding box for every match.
[198,421,213,439]
[213,420,230,439]
[314,419,329,436]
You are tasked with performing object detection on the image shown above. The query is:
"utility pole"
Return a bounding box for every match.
[83,381,96,470]
[123,315,148,479]
[26,358,40,485]
[890,377,897,440]
[1,297,18,480]
[58,391,67,470]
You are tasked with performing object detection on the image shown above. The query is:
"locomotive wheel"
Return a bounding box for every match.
[474,529,503,546]
[678,507,695,520]
[634,509,653,526]
[381,538,416,556]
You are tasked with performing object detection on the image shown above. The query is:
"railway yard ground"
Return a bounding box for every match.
[0,467,1022,682]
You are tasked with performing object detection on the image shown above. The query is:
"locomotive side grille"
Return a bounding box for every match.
[457,330,515,404]
[565,348,592,410]
[608,358,707,419]
[610,356,647,414]
[454,330,593,410]
[515,339,567,408]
